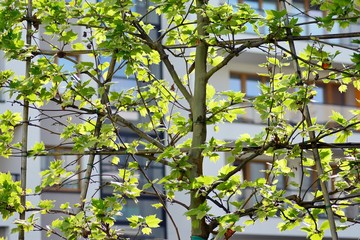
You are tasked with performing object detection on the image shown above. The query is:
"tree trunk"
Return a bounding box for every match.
[189,0,209,239]
[19,1,33,239]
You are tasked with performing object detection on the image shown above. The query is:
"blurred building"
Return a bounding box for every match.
[0,0,359,240]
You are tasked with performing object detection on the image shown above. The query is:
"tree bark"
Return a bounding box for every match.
[189,0,209,239]
[19,1,33,239]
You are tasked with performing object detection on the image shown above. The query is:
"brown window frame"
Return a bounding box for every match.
[230,72,268,97]
[231,72,355,106]
[242,160,289,190]
[313,81,349,106]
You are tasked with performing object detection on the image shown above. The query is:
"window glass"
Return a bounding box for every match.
[313,86,324,103]
[114,198,165,223]
[100,132,166,238]
[230,76,242,92]
[275,174,286,189]
[292,0,305,12]
[244,0,259,10]
[307,11,323,35]
[98,56,137,92]
[246,78,260,97]
[111,78,137,92]
[228,0,239,6]
[58,56,77,74]
[10,173,20,181]
[262,0,277,11]
[248,162,266,181]
[327,21,341,44]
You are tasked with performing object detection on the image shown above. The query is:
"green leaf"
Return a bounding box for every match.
[338,84,347,93]
[330,111,347,126]
[320,220,330,231]
[60,202,70,210]
[72,42,85,50]
[210,56,224,66]
[127,215,141,228]
[145,214,162,228]
[206,84,216,100]
[152,203,163,209]
[38,199,55,212]
[111,156,120,165]
[142,227,152,235]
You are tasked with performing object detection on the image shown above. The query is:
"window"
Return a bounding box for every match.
[40,147,82,192]
[57,56,78,75]
[100,133,166,238]
[230,73,267,97]
[11,173,20,181]
[230,72,353,106]
[235,0,279,33]
[239,0,278,13]
[54,55,79,95]
[290,0,324,36]
[242,160,287,190]
[312,85,324,103]
[0,89,4,102]
[97,0,162,94]
[238,160,287,208]
[232,0,354,46]
[312,81,346,105]
[0,227,9,238]
[98,57,137,93]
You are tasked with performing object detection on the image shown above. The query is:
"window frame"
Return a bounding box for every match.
[54,55,80,96]
[312,80,347,106]
[242,159,288,190]
[41,146,82,193]
[231,72,353,106]
[238,0,280,12]
[230,72,268,97]
[99,132,167,238]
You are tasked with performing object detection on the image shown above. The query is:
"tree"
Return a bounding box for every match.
[0,0,359,239]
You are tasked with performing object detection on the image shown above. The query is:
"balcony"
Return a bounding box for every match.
[240,102,359,125]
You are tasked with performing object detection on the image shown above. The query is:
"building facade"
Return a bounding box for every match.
[0,0,359,239]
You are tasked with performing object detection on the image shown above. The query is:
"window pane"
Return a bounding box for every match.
[313,86,324,103]
[246,79,260,97]
[58,56,76,73]
[111,77,137,93]
[249,162,266,181]
[100,132,166,238]
[275,175,286,189]
[115,198,165,222]
[307,12,323,35]
[292,0,305,13]
[135,1,160,25]
[228,0,239,6]
[230,76,242,92]
[243,0,259,10]
[262,0,277,11]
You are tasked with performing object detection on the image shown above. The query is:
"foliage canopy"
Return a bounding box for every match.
[0,0,360,239]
